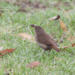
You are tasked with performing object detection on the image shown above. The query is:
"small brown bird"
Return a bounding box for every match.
[31,24,61,52]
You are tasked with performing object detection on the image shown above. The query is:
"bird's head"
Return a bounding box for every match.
[30,24,45,35]
[30,24,36,28]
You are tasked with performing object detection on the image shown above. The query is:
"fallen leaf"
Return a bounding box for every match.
[27,61,40,68]
[49,15,60,21]
[62,43,75,49]
[59,18,67,31]
[62,45,71,49]
[72,43,75,47]
[54,56,58,60]
[0,13,1,16]
[49,15,68,31]
[54,56,61,61]
[18,33,35,43]
[67,36,75,43]
[0,49,16,56]
[62,9,70,19]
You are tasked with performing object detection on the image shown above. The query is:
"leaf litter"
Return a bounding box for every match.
[0,49,16,56]
[18,33,35,43]
[27,61,40,68]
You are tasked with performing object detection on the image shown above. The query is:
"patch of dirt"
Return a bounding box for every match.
[17,1,46,12]
[4,0,75,12]
[49,1,72,10]
[6,0,46,12]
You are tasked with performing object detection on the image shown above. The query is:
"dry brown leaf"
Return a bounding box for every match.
[54,56,58,60]
[0,49,16,56]
[67,36,75,43]
[62,43,75,49]
[18,33,35,43]
[0,13,1,16]
[62,45,71,49]
[49,15,60,21]
[54,56,61,61]
[27,61,40,68]
[72,43,75,47]
[59,18,67,31]
[62,9,70,19]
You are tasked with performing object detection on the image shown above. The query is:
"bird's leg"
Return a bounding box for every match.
[49,50,51,52]
[44,50,46,53]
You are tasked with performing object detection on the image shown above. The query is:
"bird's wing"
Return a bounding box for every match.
[36,33,59,47]
[48,35,59,47]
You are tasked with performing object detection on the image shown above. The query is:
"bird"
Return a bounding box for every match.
[30,24,61,52]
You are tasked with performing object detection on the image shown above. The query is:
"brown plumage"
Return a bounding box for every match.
[31,24,61,52]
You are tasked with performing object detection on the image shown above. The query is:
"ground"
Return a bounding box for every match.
[0,0,75,75]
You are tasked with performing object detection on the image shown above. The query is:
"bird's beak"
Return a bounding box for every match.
[30,24,35,28]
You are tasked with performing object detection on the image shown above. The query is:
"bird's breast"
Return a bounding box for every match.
[35,36,47,49]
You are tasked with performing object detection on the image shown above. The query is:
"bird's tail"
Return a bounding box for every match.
[52,46,61,52]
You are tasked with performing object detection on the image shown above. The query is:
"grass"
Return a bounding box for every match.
[0,1,75,75]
